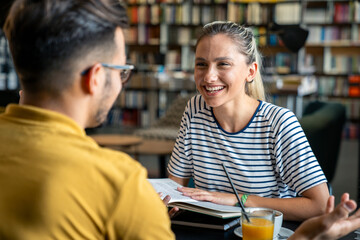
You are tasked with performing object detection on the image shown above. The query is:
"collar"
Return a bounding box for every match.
[3,104,86,137]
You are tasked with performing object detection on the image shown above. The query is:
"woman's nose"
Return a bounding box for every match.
[204,66,218,82]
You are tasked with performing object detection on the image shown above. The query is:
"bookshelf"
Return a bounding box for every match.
[302,0,360,139]
[0,30,19,109]
[121,0,360,139]
[0,1,358,136]
[103,70,196,128]
[123,0,312,125]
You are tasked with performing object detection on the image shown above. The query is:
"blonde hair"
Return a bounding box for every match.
[196,21,266,101]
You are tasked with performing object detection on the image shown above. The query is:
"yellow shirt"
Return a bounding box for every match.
[0,104,174,240]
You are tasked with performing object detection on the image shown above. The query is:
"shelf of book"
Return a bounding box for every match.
[125,0,306,72]
[103,71,196,128]
[302,0,360,136]
[114,0,360,129]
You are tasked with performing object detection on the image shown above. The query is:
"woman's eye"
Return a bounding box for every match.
[195,62,206,67]
[218,62,230,67]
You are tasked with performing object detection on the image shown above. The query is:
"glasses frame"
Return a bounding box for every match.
[81,63,135,85]
[101,63,134,84]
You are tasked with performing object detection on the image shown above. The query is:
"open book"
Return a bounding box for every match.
[148,178,242,219]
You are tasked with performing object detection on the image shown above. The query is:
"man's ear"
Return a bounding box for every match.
[247,62,258,83]
[82,63,103,95]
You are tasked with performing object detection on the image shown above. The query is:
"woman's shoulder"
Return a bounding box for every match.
[258,101,297,122]
[185,94,211,116]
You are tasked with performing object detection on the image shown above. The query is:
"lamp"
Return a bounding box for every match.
[268,22,309,53]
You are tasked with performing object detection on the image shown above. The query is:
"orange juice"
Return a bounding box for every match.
[242,218,274,240]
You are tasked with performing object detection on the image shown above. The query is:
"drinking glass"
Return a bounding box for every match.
[241,208,275,240]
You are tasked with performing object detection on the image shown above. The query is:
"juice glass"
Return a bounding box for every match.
[241,209,275,240]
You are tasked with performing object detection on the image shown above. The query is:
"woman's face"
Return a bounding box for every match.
[194,34,256,108]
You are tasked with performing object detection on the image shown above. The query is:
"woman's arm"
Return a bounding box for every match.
[245,183,329,221]
[178,182,329,221]
[169,174,190,187]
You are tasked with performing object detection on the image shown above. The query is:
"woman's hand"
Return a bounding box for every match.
[177,187,238,206]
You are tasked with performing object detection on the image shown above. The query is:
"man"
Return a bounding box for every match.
[0,0,173,239]
[1,0,360,239]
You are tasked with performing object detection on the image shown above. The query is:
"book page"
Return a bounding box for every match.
[148,178,197,203]
[148,178,242,215]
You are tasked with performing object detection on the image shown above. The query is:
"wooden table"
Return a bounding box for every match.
[124,139,175,178]
[90,134,175,178]
[89,134,143,148]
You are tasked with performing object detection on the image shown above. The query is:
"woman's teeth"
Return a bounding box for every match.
[205,86,225,93]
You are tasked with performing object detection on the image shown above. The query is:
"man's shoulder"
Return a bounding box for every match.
[82,141,144,177]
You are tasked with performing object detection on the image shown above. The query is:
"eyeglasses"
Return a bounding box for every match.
[101,63,134,84]
[81,63,135,84]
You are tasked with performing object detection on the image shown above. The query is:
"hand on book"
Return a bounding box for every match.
[149,179,243,219]
[178,186,238,206]
[289,193,360,240]
[161,194,180,218]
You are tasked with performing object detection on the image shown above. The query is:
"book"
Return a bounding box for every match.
[148,178,243,219]
[274,2,301,25]
[171,210,240,231]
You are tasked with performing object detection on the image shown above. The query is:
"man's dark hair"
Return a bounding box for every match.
[4,0,128,95]
[0,1,14,29]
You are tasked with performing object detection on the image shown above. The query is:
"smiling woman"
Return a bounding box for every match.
[194,33,259,119]
[194,22,265,105]
[167,21,330,222]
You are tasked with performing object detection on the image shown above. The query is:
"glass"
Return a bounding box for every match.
[101,63,134,84]
[241,209,275,240]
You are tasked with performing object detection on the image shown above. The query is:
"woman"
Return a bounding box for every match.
[167,21,329,221]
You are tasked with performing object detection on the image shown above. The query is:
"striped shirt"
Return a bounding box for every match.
[168,95,327,198]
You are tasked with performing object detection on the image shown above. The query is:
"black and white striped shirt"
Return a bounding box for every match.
[168,95,327,198]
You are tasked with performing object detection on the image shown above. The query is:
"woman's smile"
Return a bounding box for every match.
[204,85,225,95]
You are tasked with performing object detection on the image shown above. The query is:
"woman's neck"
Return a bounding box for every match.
[213,96,259,133]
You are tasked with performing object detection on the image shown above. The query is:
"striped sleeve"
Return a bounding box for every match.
[271,108,327,195]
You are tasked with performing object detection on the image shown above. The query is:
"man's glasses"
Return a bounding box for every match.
[81,63,135,84]
[101,63,134,84]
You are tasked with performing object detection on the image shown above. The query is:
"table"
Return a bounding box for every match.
[172,220,356,240]
[172,221,300,240]
[124,139,175,178]
[89,134,143,148]
[89,134,174,178]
